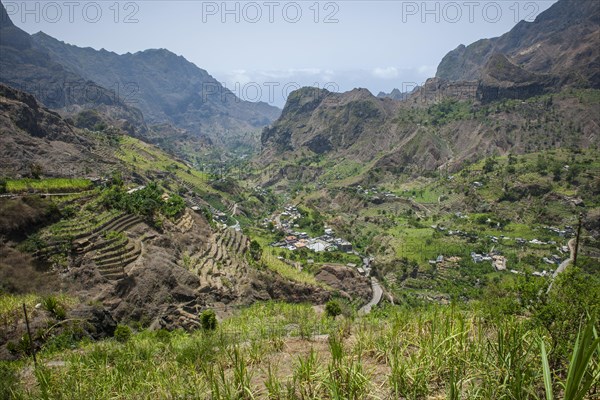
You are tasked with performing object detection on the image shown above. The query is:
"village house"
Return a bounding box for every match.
[307,241,327,252]
[336,240,352,252]
[492,255,507,271]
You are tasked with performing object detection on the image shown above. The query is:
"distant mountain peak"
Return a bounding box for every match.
[0,0,14,27]
[377,88,408,101]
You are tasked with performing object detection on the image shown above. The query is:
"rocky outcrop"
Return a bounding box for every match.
[0,84,118,177]
[476,54,559,103]
[315,264,372,303]
[261,87,395,159]
[69,305,117,340]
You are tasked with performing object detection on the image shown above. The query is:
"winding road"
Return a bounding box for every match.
[552,238,576,278]
[359,277,383,315]
[229,203,241,231]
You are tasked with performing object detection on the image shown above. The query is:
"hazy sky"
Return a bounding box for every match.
[6,0,558,106]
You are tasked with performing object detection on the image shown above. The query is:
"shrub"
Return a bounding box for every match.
[325,300,342,318]
[101,183,185,222]
[7,334,33,356]
[200,309,217,331]
[114,324,132,343]
[249,240,262,261]
[74,109,103,130]
[41,296,66,320]
[162,194,185,220]
[155,329,171,343]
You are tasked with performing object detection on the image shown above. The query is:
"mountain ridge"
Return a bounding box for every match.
[436,0,600,87]
[259,0,599,186]
[30,30,281,150]
[0,2,150,140]
[0,0,280,156]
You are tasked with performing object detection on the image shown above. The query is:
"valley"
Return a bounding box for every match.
[0,0,599,398]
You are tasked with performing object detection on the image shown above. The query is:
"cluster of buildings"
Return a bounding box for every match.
[488,235,512,244]
[431,225,478,240]
[470,251,507,271]
[432,223,567,250]
[279,205,302,230]
[189,202,229,225]
[253,186,268,198]
[267,205,353,253]
[532,270,554,277]
[271,231,353,253]
[544,225,575,238]
[542,254,563,265]
[355,185,397,198]
[527,238,558,246]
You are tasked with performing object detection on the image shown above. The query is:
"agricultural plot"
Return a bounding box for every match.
[4,178,92,193]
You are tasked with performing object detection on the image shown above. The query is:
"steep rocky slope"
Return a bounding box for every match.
[1,0,279,153]
[0,3,147,138]
[260,85,599,186]
[259,0,599,186]
[436,0,599,88]
[30,31,280,149]
[0,84,120,177]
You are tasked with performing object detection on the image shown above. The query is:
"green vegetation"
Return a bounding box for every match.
[3,284,598,399]
[249,240,262,261]
[116,136,211,192]
[325,300,342,318]
[295,205,326,237]
[306,147,600,304]
[200,309,218,331]
[114,325,132,343]
[259,250,322,287]
[0,294,38,329]
[1,146,598,400]
[101,182,185,223]
[541,318,599,400]
[4,178,92,193]
[162,194,186,220]
[0,294,77,329]
[41,295,66,320]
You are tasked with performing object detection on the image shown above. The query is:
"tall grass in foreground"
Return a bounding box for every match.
[541,318,600,400]
[0,293,76,331]
[4,302,598,399]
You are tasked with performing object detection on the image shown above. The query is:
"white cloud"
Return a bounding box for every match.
[417,65,436,77]
[372,67,399,79]
[255,68,327,80]
[226,69,252,85]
